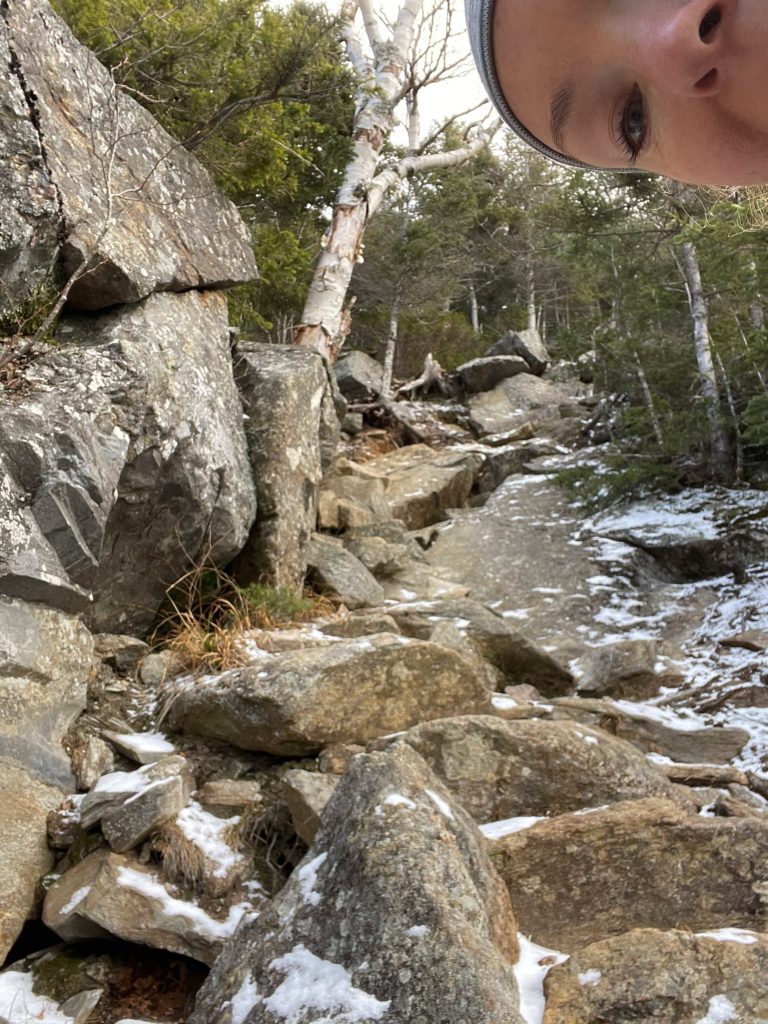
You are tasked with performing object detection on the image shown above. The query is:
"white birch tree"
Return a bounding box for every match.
[294,0,495,362]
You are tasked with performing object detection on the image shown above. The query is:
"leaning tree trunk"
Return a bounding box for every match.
[680,241,731,483]
[294,0,493,362]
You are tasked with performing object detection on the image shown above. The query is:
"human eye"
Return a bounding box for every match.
[614,86,648,163]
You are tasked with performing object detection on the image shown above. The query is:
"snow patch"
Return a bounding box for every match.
[480,816,546,840]
[383,793,417,810]
[229,975,261,1024]
[513,934,569,1024]
[696,927,760,945]
[0,971,74,1024]
[424,788,454,820]
[176,800,243,879]
[60,884,91,916]
[695,994,738,1023]
[578,969,601,986]
[261,944,390,1022]
[297,852,328,907]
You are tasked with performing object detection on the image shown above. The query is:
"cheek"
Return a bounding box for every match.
[646,107,768,186]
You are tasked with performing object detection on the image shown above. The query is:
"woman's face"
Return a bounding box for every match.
[493,0,768,185]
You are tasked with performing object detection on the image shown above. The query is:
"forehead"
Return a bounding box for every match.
[492,0,593,150]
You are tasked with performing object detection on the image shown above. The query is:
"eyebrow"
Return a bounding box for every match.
[549,80,574,155]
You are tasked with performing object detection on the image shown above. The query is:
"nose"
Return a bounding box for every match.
[629,1,727,97]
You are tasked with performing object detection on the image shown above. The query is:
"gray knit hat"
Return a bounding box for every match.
[465,0,633,174]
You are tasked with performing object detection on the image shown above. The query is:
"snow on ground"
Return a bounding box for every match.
[480,817,546,840]
[175,800,244,879]
[0,971,75,1024]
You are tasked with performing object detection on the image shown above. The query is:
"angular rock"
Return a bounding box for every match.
[316,473,391,531]
[342,534,410,577]
[70,735,115,791]
[282,768,339,844]
[393,717,687,823]
[388,598,574,696]
[102,731,176,766]
[551,696,749,764]
[43,849,240,964]
[167,634,492,756]
[79,756,193,832]
[334,350,383,402]
[469,374,566,438]
[368,443,481,530]
[321,612,402,638]
[0,757,60,963]
[101,758,194,853]
[317,743,365,775]
[543,927,768,1024]
[575,639,661,699]
[457,356,529,395]
[189,745,523,1024]
[490,798,768,950]
[0,596,94,786]
[475,439,566,493]
[306,534,385,609]
[93,634,149,676]
[46,291,255,634]
[720,629,768,652]
[486,329,550,376]
[5,0,256,309]
[0,13,59,315]
[231,344,328,590]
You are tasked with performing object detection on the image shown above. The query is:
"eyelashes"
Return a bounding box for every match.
[614,85,649,163]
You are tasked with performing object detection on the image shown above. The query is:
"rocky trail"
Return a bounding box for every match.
[2,4,768,1021]
[6,333,768,1024]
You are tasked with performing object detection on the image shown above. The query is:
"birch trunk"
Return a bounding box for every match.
[468,281,480,334]
[680,241,731,482]
[633,350,664,448]
[294,0,493,362]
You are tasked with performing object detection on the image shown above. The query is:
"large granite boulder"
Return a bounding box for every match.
[0,13,59,315]
[231,344,328,590]
[543,927,768,1023]
[1,290,257,635]
[574,639,662,699]
[189,745,523,1024]
[392,717,687,823]
[334,350,383,402]
[4,0,256,310]
[387,598,574,696]
[43,849,243,965]
[486,329,550,376]
[318,444,481,532]
[0,596,94,785]
[166,634,492,755]
[469,374,567,438]
[456,356,528,395]
[0,758,61,964]
[490,798,768,951]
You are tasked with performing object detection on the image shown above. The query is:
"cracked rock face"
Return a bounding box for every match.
[0,13,60,315]
[0,290,256,635]
[3,0,257,311]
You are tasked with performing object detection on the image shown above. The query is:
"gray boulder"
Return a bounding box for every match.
[43,849,241,964]
[282,768,339,844]
[469,374,567,438]
[544,928,768,1023]
[167,634,492,755]
[189,745,523,1024]
[551,696,749,764]
[491,798,768,951]
[306,534,385,609]
[486,329,550,376]
[393,716,688,823]
[575,639,662,699]
[457,356,529,395]
[0,596,94,786]
[50,291,254,634]
[231,344,328,590]
[0,14,59,315]
[388,598,574,696]
[0,757,61,963]
[334,350,383,401]
[5,0,256,309]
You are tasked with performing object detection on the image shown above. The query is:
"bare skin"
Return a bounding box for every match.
[492,0,768,185]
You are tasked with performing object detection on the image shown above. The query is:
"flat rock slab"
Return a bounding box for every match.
[189,745,523,1024]
[457,356,529,395]
[487,329,550,376]
[167,634,492,755]
[391,716,687,823]
[5,0,256,309]
[43,849,241,965]
[0,758,60,963]
[490,797,768,951]
[551,696,749,764]
[543,927,768,1023]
